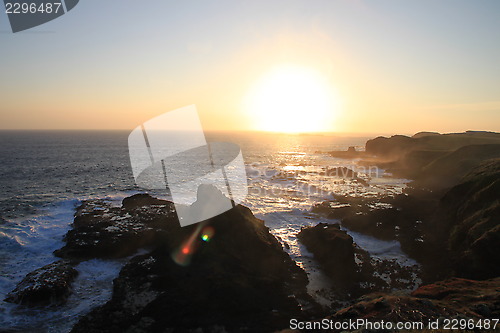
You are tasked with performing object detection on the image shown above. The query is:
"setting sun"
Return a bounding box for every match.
[244,65,340,133]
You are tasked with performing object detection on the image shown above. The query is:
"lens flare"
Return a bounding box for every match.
[172,222,215,266]
[201,226,215,242]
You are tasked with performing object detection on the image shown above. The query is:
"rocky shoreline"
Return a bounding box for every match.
[6,194,322,332]
[4,131,500,332]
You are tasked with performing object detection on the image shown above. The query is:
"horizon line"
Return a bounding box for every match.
[0,128,418,136]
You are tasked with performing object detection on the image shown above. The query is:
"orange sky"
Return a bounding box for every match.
[1,1,499,134]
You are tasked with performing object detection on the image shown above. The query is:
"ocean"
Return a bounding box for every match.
[0,130,415,332]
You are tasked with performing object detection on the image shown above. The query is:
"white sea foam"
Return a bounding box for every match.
[0,199,132,332]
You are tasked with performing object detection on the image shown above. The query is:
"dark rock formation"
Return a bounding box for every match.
[366,135,417,158]
[395,149,449,178]
[121,193,171,210]
[297,223,419,301]
[364,131,500,189]
[298,223,357,287]
[412,131,440,138]
[330,277,500,322]
[366,131,500,158]
[70,198,318,332]
[311,202,352,220]
[435,159,500,279]
[310,191,449,283]
[5,260,78,306]
[312,157,500,284]
[54,196,177,260]
[329,146,364,159]
[414,144,500,189]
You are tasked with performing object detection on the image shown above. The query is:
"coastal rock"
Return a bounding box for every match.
[312,194,434,249]
[297,222,419,299]
[365,135,416,157]
[313,159,500,282]
[412,131,440,138]
[71,202,318,332]
[330,277,500,322]
[54,195,177,260]
[364,131,500,188]
[121,193,171,210]
[414,144,500,190]
[4,260,78,306]
[396,149,449,178]
[366,131,500,159]
[310,193,445,282]
[298,223,357,287]
[436,159,500,279]
[311,202,353,220]
[329,146,364,159]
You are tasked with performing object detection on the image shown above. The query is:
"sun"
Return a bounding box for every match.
[244,65,339,133]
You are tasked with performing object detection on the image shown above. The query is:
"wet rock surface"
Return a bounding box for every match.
[298,223,357,287]
[4,260,78,306]
[329,277,500,323]
[298,223,418,301]
[54,195,177,260]
[311,190,444,282]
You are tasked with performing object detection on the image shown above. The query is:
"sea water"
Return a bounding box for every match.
[0,130,414,331]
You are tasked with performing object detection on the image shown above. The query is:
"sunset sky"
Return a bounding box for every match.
[1,0,499,134]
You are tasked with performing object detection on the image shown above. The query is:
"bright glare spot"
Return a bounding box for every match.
[245,65,340,133]
[201,226,214,242]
